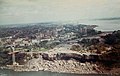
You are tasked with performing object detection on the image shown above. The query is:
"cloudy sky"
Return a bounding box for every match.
[0,0,120,25]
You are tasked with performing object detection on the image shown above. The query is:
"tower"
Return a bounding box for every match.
[11,46,18,65]
[84,27,87,36]
[11,46,15,65]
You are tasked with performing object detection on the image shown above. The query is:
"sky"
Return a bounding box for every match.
[0,0,120,25]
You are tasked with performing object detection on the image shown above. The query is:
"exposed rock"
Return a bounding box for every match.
[1,51,118,74]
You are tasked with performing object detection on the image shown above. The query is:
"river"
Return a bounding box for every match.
[0,69,111,76]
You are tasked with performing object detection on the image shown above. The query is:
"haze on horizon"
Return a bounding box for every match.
[0,0,120,25]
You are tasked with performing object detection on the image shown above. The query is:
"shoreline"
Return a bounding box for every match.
[0,50,111,74]
[0,53,119,75]
[0,68,111,76]
[0,58,98,74]
[0,49,119,75]
[2,60,98,74]
[0,67,112,75]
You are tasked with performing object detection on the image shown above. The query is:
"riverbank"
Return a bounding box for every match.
[0,49,100,74]
[0,69,112,76]
[0,47,119,75]
[6,59,97,74]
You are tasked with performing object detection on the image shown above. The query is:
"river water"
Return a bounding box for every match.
[0,69,111,76]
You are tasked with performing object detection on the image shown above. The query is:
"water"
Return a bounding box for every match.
[1,19,120,31]
[0,69,111,76]
[65,19,120,31]
[76,20,120,31]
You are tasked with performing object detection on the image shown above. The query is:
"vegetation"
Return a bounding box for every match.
[70,45,81,51]
[101,30,120,61]
[102,30,120,45]
[79,38,99,46]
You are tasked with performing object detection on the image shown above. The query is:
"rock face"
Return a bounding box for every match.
[8,57,97,74]
[42,53,99,63]
[0,51,117,66]
[1,52,99,74]
[1,51,118,74]
[0,52,118,74]
[0,52,26,65]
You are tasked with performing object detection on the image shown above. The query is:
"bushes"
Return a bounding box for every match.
[103,30,120,45]
[70,45,81,51]
[98,30,120,68]
[80,38,99,46]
